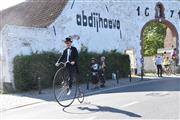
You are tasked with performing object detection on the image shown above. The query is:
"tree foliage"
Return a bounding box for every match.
[143,21,167,56]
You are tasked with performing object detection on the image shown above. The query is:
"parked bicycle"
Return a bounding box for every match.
[163,64,173,75]
[53,62,84,107]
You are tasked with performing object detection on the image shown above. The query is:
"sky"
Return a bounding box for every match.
[0,0,179,10]
[0,0,26,10]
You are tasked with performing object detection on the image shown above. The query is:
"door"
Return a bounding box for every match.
[125,49,137,74]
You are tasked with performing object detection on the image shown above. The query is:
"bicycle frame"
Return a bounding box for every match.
[53,61,84,107]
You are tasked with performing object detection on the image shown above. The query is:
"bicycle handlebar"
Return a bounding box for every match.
[55,61,73,67]
[55,62,66,67]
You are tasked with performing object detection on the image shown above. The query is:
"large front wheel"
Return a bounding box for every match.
[77,87,84,103]
[53,67,77,107]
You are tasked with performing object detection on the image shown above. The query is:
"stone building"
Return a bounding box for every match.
[0,0,180,90]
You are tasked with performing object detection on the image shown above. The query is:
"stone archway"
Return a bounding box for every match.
[140,18,179,72]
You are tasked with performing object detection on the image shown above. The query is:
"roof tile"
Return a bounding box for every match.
[0,0,68,30]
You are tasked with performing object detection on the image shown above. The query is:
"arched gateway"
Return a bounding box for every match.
[140,18,179,73]
[140,1,179,73]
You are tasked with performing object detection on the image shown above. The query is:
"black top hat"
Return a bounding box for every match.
[91,57,96,60]
[64,37,72,43]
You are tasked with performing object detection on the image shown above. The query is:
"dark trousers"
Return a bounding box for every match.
[156,65,162,77]
[99,73,105,85]
[91,73,99,84]
[66,64,76,89]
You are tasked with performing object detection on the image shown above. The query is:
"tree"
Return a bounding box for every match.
[143,21,167,56]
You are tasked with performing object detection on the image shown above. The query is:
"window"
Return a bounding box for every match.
[155,2,165,18]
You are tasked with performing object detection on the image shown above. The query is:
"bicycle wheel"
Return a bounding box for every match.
[164,68,168,75]
[53,67,77,107]
[77,87,84,103]
[166,66,172,75]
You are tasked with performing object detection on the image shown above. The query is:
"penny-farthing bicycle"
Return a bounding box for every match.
[53,62,84,107]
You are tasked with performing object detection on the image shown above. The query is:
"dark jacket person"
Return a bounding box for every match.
[59,43,79,72]
[56,37,79,95]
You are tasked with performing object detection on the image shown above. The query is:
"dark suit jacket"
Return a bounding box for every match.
[59,46,79,70]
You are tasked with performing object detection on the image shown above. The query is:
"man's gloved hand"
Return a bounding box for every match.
[71,61,75,65]
[55,62,60,67]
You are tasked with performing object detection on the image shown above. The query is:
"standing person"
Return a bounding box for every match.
[99,56,106,88]
[90,58,99,89]
[155,54,163,77]
[55,37,79,95]
[163,56,171,69]
[171,48,178,74]
[171,48,177,62]
[163,56,171,74]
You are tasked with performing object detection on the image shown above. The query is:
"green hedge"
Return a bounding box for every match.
[13,50,130,91]
[79,50,130,81]
[13,52,59,91]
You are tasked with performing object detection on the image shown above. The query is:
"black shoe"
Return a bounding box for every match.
[66,88,71,95]
[94,86,99,89]
[100,84,105,88]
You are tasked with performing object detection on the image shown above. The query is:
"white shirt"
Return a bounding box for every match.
[155,56,163,65]
[67,48,71,62]
[92,64,99,70]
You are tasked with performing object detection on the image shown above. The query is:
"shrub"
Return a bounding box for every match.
[13,50,130,91]
[78,50,130,81]
[14,51,60,91]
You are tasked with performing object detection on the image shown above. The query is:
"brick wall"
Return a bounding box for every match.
[164,27,177,48]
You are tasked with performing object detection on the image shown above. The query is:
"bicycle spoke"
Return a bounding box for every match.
[57,88,65,100]
[53,67,77,107]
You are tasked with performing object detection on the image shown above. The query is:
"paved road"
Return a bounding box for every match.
[2,77,180,119]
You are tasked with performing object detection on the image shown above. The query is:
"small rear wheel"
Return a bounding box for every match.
[77,87,84,103]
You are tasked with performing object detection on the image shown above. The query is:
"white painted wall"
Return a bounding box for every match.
[0,0,180,88]
[1,25,57,86]
[50,0,180,73]
[0,31,3,89]
[0,27,10,88]
[144,56,156,72]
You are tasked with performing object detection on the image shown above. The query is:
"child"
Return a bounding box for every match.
[90,58,99,89]
[163,56,170,69]
[99,56,106,87]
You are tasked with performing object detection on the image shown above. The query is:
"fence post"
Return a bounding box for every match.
[86,74,89,90]
[141,58,144,81]
[141,67,144,81]
[116,70,119,84]
[112,72,118,84]
[38,76,42,94]
[129,70,132,82]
